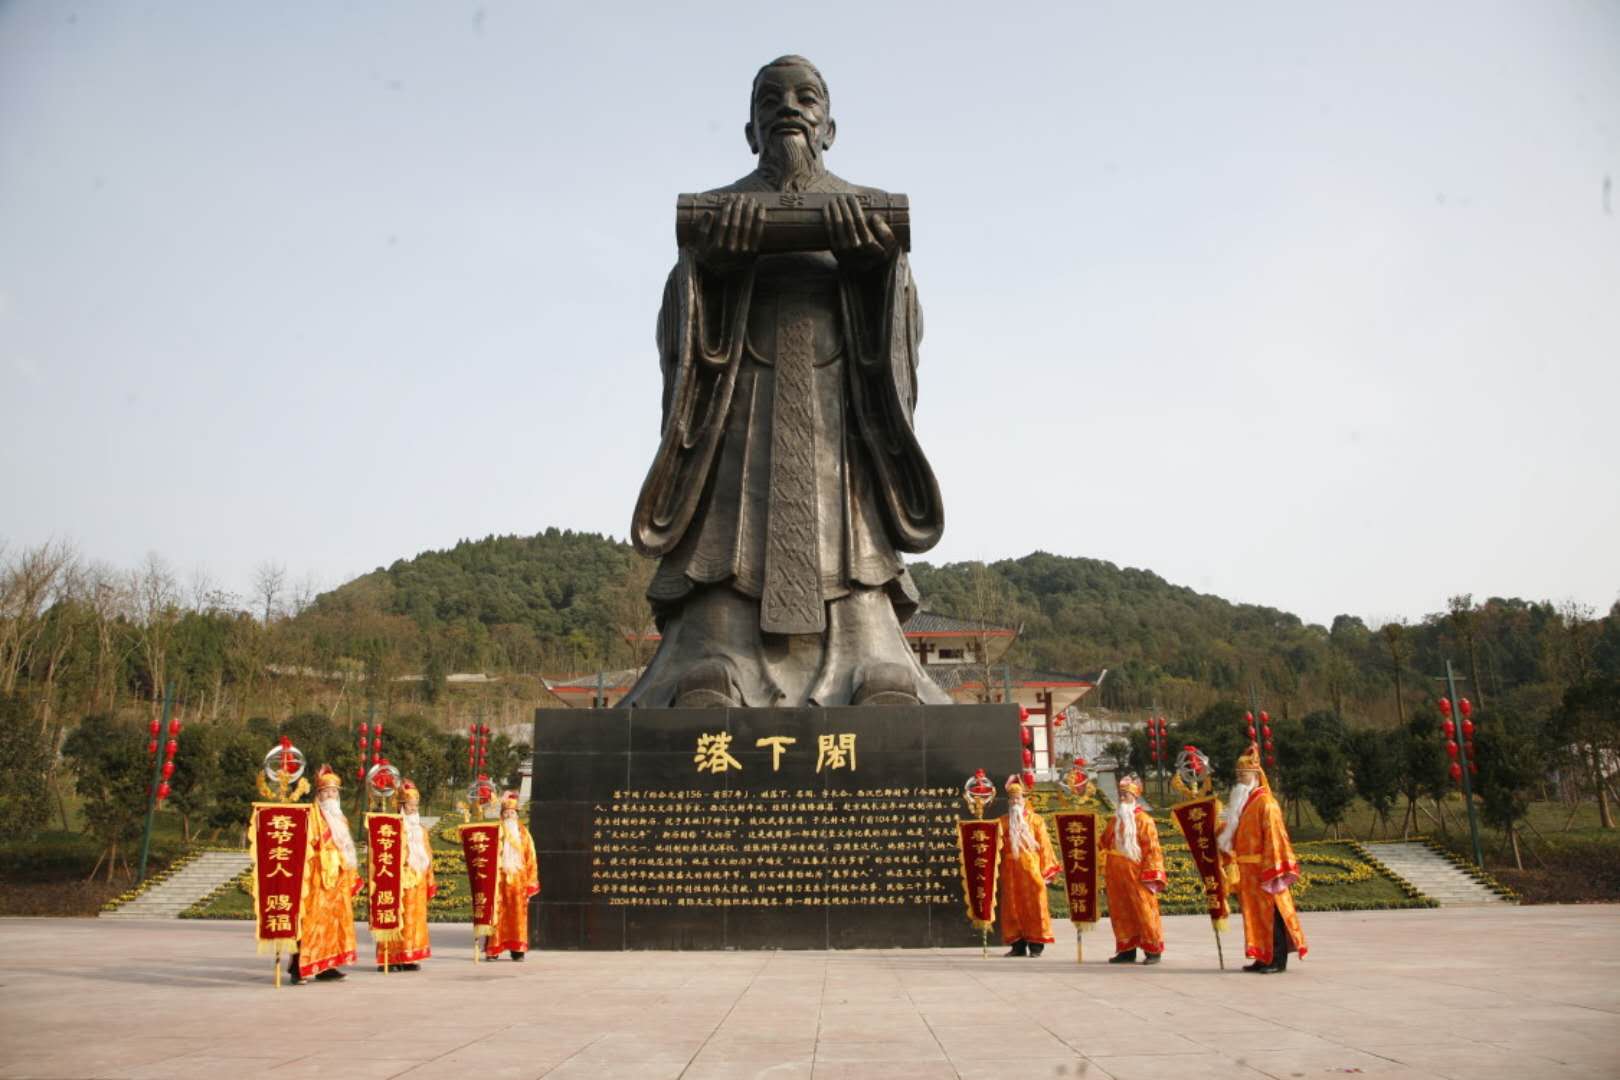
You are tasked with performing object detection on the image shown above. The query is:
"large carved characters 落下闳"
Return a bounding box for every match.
[627,55,948,709]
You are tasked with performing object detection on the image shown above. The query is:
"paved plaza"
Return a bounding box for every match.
[2,907,1618,1080]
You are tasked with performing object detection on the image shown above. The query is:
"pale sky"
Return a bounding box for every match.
[2,1,1617,628]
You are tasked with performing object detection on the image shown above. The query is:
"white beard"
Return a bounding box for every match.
[1009,802,1037,857]
[319,795,358,871]
[1219,781,1257,855]
[1115,799,1142,862]
[501,817,525,874]
[404,811,430,874]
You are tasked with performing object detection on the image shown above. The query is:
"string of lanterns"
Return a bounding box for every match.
[1438,695,1476,783]
[1244,710,1277,768]
[357,721,385,781]
[146,712,182,803]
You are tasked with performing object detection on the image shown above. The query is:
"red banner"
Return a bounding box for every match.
[1053,810,1100,928]
[1172,796,1230,928]
[459,821,501,935]
[251,803,311,954]
[365,813,405,943]
[956,819,1002,931]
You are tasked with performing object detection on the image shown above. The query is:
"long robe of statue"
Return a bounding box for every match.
[626,56,949,710]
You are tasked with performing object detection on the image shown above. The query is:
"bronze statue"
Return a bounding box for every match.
[625,56,948,709]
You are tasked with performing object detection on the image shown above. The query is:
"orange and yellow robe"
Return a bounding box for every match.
[1099,806,1167,955]
[377,820,436,966]
[298,809,360,978]
[997,809,1060,945]
[1233,787,1308,965]
[485,821,540,958]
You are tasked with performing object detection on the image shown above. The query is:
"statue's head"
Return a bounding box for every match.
[746,56,835,181]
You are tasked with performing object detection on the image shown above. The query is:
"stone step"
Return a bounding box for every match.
[1362,841,1508,906]
[100,850,252,920]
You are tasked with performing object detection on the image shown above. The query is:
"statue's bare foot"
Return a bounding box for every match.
[852,662,919,706]
[675,658,742,708]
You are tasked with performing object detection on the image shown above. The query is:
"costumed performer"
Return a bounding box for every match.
[1218,743,1308,973]
[998,775,1060,957]
[377,779,435,971]
[485,791,540,961]
[1100,773,1167,965]
[289,765,360,983]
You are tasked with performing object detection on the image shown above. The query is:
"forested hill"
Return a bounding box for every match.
[309,530,1618,722]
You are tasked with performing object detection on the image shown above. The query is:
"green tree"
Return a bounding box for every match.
[1299,733,1354,837]
[61,714,150,881]
[167,723,218,842]
[1547,677,1619,829]
[0,694,51,842]
[208,730,260,838]
[1475,712,1545,869]
[1350,728,1400,838]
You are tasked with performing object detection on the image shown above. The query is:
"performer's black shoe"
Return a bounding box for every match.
[1027,943,1044,958]
[399,963,421,971]
[1003,940,1028,957]
[1142,952,1162,965]
[1243,961,1268,972]
[315,968,346,981]
[510,951,525,961]
[286,954,302,984]
[1108,949,1137,964]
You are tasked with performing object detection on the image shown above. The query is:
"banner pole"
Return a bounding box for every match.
[1213,921,1225,970]
[1076,934,1083,963]
[274,946,281,989]
[980,927,987,959]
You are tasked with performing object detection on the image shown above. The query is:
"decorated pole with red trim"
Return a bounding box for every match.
[135,681,175,884]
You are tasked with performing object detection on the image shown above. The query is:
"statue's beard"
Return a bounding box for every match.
[761,130,822,191]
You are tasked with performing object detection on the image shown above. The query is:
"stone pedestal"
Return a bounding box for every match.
[528,704,1019,950]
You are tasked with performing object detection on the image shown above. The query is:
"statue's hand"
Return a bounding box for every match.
[693,194,767,271]
[825,194,897,269]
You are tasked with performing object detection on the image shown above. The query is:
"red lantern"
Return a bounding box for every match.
[1468,762,1478,775]
[162,762,175,779]
[1459,698,1472,718]
[372,754,381,765]
[147,740,158,756]
[1438,698,1452,716]
[1265,753,1276,766]
[1244,711,1254,725]
[1449,762,1462,781]
[1261,725,1272,740]
[165,739,177,757]
[1021,769,1036,789]
[1020,727,1032,746]
[974,768,987,779]
[1446,741,1459,759]
[1022,749,1033,767]
[156,782,170,800]
[148,719,160,736]
[1441,719,1455,738]
[1246,726,1257,740]
[1462,719,1474,739]
[1017,706,1030,722]
[1259,711,1270,725]
[355,768,363,780]
[360,722,368,734]
[1263,739,1275,751]
[169,719,181,736]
